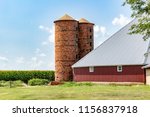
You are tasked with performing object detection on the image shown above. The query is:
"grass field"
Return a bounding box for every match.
[0,83,150,100]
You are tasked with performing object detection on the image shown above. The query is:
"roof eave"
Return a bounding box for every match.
[72,64,146,68]
[54,19,78,23]
[79,22,95,25]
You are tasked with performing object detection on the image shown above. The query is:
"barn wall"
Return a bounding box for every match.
[73,65,145,83]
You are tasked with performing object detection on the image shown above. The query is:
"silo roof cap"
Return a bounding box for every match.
[79,18,94,25]
[54,14,77,23]
[79,18,90,23]
[59,14,75,20]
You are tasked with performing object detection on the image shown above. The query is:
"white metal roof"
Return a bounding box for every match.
[72,19,150,68]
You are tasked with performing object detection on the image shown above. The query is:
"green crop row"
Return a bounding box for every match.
[0,70,55,83]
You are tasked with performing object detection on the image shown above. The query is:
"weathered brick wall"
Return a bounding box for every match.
[78,23,94,59]
[54,20,79,81]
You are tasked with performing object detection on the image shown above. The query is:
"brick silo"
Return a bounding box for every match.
[78,18,94,59]
[54,14,79,81]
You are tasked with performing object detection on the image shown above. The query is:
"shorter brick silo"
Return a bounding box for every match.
[78,18,94,59]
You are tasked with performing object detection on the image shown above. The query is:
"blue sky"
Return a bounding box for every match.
[0,0,132,70]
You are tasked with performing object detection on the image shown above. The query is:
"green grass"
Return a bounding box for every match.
[0,83,150,100]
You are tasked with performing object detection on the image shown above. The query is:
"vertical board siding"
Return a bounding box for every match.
[73,65,145,83]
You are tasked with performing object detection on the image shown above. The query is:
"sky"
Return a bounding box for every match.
[0,0,132,70]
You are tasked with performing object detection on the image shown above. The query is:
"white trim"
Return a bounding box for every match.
[89,66,94,72]
[142,64,150,69]
[117,66,122,72]
[72,64,144,68]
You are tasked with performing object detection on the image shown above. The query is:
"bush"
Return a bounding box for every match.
[0,80,24,87]
[0,70,55,83]
[12,80,25,87]
[28,78,49,86]
[0,80,8,87]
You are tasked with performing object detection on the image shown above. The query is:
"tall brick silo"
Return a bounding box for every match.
[54,14,79,81]
[78,18,94,59]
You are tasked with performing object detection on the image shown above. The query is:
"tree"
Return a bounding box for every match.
[123,0,150,40]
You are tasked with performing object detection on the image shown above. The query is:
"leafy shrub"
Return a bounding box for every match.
[28,78,49,86]
[0,80,24,87]
[12,80,25,87]
[0,80,8,87]
[0,70,55,83]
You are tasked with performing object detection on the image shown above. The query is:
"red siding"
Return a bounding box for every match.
[73,65,145,83]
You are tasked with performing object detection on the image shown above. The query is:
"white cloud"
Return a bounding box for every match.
[39,25,51,33]
[94,25,108,48]
[94,25,106,34]
[39,25,44,29]
[30,57,44,70]
[48,26,55,43]
[34,48,47,57]
[0,56,8,62]
[39,53,46,57]
[42,41,49,46]
[35,60,44,68]
[16,57,24,64]
[112,14,131,26]
[0,56,8,70]
[39,25,55,44]
[35,48,41,54]
[48,62,55,70]
[31,57,37,61]
[94,25,106,37]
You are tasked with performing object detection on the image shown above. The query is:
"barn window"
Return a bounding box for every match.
[117,66,122,72]
[89,66,94,72]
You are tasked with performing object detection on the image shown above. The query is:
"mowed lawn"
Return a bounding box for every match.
[0,84,150,100]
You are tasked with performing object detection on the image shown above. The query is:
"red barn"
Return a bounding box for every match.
[72,19,150,84]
